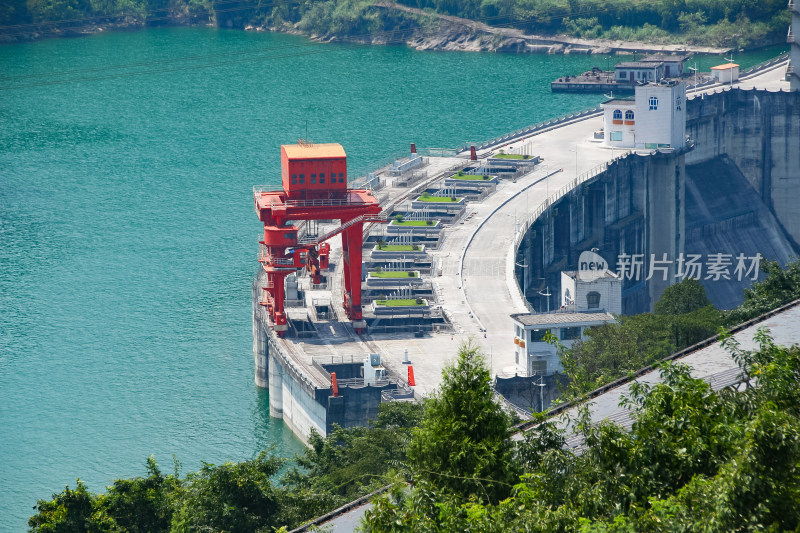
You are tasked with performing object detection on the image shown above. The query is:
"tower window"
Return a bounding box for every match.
[625,110,634,120]
[587,291,601,309]
[649,96,659,110]
[613,109,622,120]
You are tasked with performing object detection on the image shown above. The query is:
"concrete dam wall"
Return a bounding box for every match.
[685,88,800,248]
[517,88,800,313]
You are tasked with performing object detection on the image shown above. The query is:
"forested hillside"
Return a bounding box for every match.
[1,0,789,50]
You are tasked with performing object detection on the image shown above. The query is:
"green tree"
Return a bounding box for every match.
[654,278,712,316]
[278,402,423,527]
[365,333,800,532]
[406,340,515,503]
[29,480,115,533]
[565,279,722,393]
[169,451,283,533]
[99,456,177,533]
[726,257,800,325]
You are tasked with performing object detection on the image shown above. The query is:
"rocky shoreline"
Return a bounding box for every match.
[0,4,743,56]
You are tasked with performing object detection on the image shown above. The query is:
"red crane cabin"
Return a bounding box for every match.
[256,142,383,336]
[281,143,348,199]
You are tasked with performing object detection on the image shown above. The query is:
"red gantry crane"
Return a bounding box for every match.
[254,141,383,336]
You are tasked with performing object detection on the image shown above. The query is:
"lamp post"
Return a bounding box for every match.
[539,286,552,313]
[569,145,579,179]
[725,53,735,88]
[515,259,529,299]
[689,62,698,94]
[537,379,546,412]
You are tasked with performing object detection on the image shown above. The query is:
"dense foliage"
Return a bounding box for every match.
[396,0,789,48]
[28,402,423,532]
[726,257,800,325]
[365,333,800,531]
[562,259,800,395]
[1,0,789,50]
[562,278,724,393]
[406,340,516,504]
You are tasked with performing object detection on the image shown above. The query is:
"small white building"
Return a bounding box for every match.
[601,98,636,147]
[641,53,689,78]
[511,312,616,375]
[560,270,622,314]
[615,61,665,84]
[711,63,740,83]
[602,81,687,150]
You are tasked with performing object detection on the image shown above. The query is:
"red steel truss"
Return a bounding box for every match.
[254,143,383,336]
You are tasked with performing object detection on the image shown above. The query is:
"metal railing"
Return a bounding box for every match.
[312,354,364,367]
[283,197,365,208]
[466,106,603,153]
[492,389,534,420]
[381,385,415,402]
[336,377,391,388]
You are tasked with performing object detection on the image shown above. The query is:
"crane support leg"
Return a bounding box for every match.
[267,270,289,336]
[342,223,366,331]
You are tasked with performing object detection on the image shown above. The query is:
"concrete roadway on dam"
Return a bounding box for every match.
[437,118,620,374]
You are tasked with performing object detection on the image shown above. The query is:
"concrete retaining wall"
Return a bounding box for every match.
[371,247,427,259]
[411,199,466,212]
[386,221,442,235]
[366,272,423,286]
[686,89,800,247]
[444,176,498,187]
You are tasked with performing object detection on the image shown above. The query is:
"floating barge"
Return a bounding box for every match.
[551,68,635,93]
[552,54,691,93]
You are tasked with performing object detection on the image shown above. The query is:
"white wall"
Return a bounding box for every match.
[603,104,636,148]
[513,316,616,375]
[561,272,576,307]
[713,67,739,84]
[634,83,686,149]
[576,278,622,314]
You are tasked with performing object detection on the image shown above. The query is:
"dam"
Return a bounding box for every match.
[253,60,799,443]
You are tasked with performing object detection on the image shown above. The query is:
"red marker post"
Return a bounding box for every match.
[331,372,339,397]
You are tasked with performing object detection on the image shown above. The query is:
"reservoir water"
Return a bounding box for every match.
[0,27,786,530]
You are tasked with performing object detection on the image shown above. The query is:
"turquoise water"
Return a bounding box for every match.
[0,27,787,530]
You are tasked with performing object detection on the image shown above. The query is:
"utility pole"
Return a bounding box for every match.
[537,378,546,412]
[569,145,579,179]
[516,259,529,299]
[725,53,735,88]
[689,62,698,94]
[539,286,552,313]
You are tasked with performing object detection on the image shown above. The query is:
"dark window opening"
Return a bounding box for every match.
[587,291,601,309]
[529,329,547,343]
[561,327,581,340]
